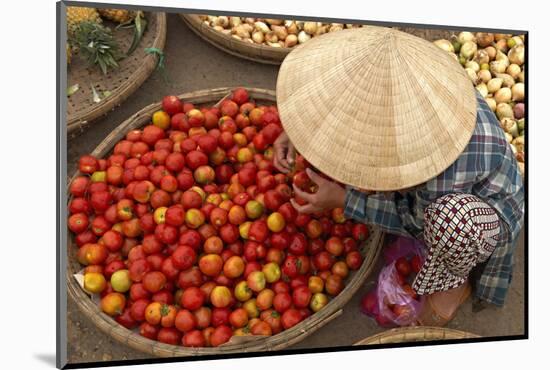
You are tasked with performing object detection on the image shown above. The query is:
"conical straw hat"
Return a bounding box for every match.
[276,26,477,191]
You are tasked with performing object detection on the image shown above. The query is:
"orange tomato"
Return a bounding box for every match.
[100,292,126,316]
[145,302,162,325]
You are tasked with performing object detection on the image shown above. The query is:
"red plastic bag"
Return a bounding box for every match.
[361,236,426,327]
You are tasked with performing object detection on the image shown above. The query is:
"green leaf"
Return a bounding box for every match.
[126,13,147,56]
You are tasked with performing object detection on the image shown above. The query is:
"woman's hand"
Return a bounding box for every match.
[291,169,347,214]
[273,132,296,173]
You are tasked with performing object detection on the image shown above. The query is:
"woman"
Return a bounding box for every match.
[273,26,524,325]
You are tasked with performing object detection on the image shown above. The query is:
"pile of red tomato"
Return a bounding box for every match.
[68,88,370,347]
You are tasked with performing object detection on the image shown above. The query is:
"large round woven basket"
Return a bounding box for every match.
[180,14,290,65]
[180,14,454,65]
[354,326,479,345]
[67,87,385,357]
[67,12,167,138]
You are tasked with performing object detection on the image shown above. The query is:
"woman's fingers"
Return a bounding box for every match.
[292,184,316,204]
[274,146,290,173]
[286,143,296,166]
[306,168,325,186]
[290,198,319,214]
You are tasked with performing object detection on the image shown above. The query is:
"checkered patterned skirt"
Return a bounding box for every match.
[412,193,505,295]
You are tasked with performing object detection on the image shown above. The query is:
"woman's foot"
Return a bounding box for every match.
[416,282,471,327]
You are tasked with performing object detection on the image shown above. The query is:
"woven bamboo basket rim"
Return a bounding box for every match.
[67,86,386,357]
[67,12,167,138]
[354,326,480,345]
[180,14,290,65]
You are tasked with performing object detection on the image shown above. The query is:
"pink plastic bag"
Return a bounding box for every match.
[361,236,427,327]
[383,235,426,265]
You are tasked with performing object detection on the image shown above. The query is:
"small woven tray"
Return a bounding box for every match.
[354,326,479,345]
[67,12,167,138]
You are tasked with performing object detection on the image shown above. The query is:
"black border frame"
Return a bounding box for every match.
[57,1,529,369]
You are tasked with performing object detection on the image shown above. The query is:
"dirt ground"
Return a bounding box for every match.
[66,13,525,365]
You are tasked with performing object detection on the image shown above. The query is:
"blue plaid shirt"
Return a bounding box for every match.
[344,92,525,306]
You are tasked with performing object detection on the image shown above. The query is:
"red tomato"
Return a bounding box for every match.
[395,257,412,277]
[281,308,302,329]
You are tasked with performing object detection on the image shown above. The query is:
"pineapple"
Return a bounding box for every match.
[98,8,135,24]
[66,7,101,35]
[66,43,72,65]
[72,22,122,74]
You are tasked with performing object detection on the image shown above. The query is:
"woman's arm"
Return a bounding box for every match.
[344,188,424,238]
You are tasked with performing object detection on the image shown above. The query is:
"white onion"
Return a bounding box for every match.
[476,83,489,98]
[460,41,477,59]
[518,118,525,131]
[495,39,509,53]
[518,70,525,83]
[487,78,503,93]
[434,39,455,53]
[215,16,229,27]
[316,25,329,36]
[496,103,514,119]
[495,33,512,41]
[265,19,283,26]
[510,36,523,46]
[512,83,524,102]
[284,34,298,47]
[286,21,298,35]
[478,69,492,83]
[490,60,507,74]
[265,31,278,43]
[508,44,525,66]
[495,73,515,88]
[485,97,497,112]
[473,49,489,65]
[495,50,510,67]
[500,117,519,137]
[465,60,480,72]
[252,31,264,44]
[458,31,476,44]
[229,17,242,27]
[298,31,311,44]
[254,21,270,33]
[512,136,524,152]
[465,68,479,84]
[233,25,250,39]
[485,46,497,60]
[504,132,513,143]
[506,64,522,80]
[303,22,318,35]
[494,87,512,104]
